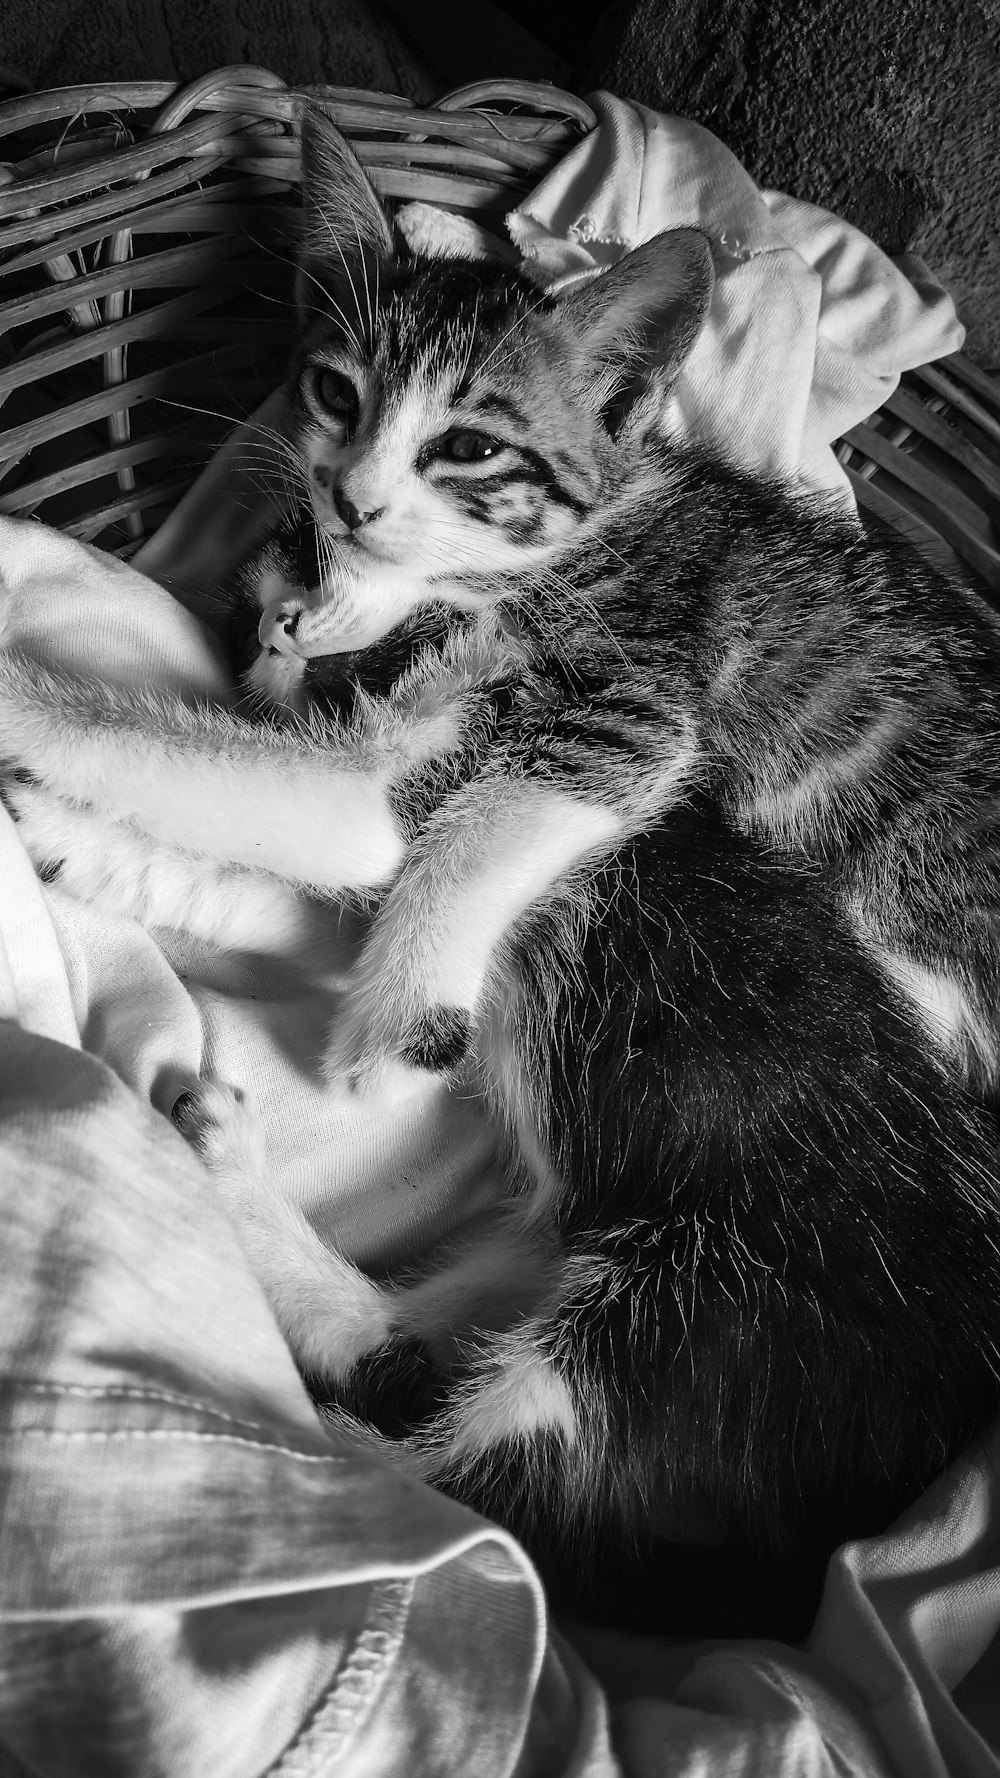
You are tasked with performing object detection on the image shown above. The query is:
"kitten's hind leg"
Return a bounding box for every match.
[174,1081,400,1377]
[175,1082,555,1405]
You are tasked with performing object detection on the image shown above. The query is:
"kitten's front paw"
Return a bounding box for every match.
[172,1080,263,1189]
[324,1003,474,1104]
[1,768,69,885]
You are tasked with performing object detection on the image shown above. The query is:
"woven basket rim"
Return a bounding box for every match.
[0,67,996,593]
[0,70,600,552]
[0,70,598,142]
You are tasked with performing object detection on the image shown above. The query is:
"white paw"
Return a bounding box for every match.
[244,644,308,712]
[323,1046,438,1106]
[323,996,474,1104]
[172,1080,262,1181]
[1,771,71,886]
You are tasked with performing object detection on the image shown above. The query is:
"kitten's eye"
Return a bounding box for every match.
[310,368,359,430]
[435,428,503,464]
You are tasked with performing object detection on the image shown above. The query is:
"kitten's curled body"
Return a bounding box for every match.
[4,107,1000,1634]
[237,440,1000,1099]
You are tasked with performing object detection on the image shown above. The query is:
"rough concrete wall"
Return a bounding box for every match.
[593,0,1000,364]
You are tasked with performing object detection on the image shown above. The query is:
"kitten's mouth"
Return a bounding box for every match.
[319,525,399,567]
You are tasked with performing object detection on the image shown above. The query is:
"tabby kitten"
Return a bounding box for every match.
[4,106,1000,1635]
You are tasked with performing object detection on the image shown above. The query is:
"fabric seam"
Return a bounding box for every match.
[2,1427,346,1460]
[268,1578,415,1775]
[5,1380,289,1436]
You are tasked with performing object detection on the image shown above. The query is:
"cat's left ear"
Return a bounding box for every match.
[296,101,396,327]
[554,229,715,429]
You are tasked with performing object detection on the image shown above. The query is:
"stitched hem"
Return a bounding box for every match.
[269,1579,415,1775]
[4,1380,287,1438]
[5,1427,346,1461]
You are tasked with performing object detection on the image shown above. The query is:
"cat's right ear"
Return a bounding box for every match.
[296,102,395,331]
[555,229,715,431]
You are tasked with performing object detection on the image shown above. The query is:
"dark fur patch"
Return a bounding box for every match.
[312,1338,448,1437]
[399,1006,473,1072]
[169,1089,201,1131]
[303,606,455,721]
[37,858,63,884]
[487,805,1000,1627]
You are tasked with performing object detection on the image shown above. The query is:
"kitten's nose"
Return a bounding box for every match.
[333,487,384,531]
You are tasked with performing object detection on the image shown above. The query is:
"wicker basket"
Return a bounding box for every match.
[0,66,997,594]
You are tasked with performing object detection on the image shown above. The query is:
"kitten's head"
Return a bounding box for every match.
[289,105,714,645]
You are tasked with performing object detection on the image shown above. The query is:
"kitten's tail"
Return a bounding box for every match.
[319,1311,600,1544]
[317,1236,619,1558]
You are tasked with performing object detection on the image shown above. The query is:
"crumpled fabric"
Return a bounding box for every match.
[4,965,998,1777]
[3,979,999,1775]
[0,93,996,1777]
